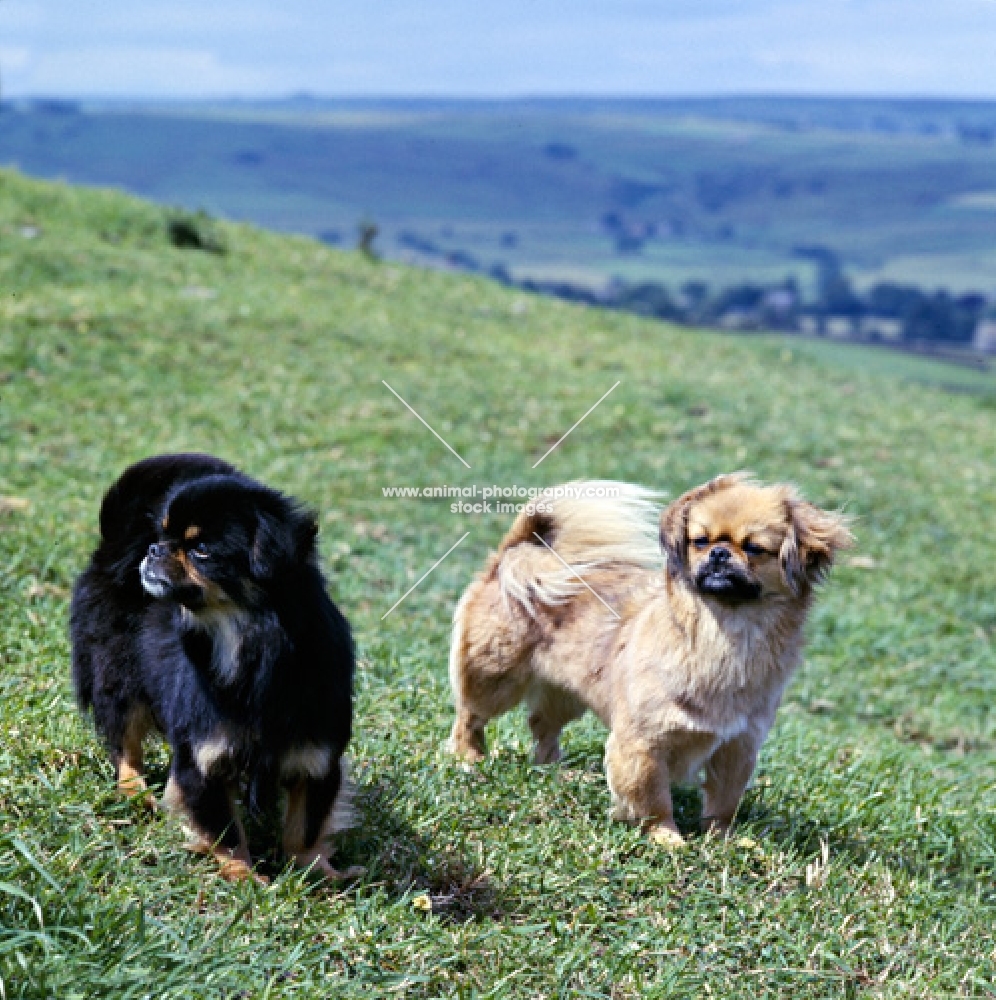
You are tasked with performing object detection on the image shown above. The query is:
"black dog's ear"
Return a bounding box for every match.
[99,453,235,543]
[660,473,746,579]
[779,496,854,595]
[250,505,319,580]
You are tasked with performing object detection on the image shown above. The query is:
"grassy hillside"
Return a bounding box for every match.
[0,169,994,998]
[3,98,996,294]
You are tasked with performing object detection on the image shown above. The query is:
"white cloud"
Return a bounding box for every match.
[0,46,33,74]
[0,0,994,97]
[9,48,274,97]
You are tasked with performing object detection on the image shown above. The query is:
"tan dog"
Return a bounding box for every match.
[448,475,853,844]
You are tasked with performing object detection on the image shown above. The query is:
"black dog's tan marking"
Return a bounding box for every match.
[163,772,256,882]
[71,453,355,882]
[116,705,155,804]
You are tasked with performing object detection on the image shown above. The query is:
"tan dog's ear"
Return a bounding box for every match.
[779,498,854,594]
[660,473,746,579]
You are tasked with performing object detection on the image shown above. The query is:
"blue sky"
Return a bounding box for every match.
[1,1,995,99]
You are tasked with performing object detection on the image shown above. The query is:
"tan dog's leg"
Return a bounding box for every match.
[448,588,533,761]
[449,554,556,762]
[448,590,490,760]
[448,707,490,761]
[701,733,760,836]
[604,733,683,845]
[449,671,530,761]
[526,681,585,764]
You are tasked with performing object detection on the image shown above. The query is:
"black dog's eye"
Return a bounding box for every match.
[190,542,210,560]
[692,537,709,549]
[743,541,767,557]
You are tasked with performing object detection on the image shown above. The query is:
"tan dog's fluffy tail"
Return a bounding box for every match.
[328,755,359,833]
[496,481,663,615]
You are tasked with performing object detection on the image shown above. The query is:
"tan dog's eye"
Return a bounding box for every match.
[190,542,210,560]
[743,541,767,557]
[691,537,709,549]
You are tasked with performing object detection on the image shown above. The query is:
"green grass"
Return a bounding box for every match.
[1,168,994,998]
[755,335,996,398]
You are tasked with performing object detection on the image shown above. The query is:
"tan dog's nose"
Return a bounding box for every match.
[708,545,732,564]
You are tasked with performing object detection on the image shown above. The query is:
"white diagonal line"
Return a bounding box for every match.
[531,381,621,469]
[382,380,471,469]
[382,532,471,620]
[532,532,621,620]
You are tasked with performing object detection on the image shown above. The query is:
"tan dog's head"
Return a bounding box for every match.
[660,473,853,604]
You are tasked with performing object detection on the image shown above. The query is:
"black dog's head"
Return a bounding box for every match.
[139,474,319,613]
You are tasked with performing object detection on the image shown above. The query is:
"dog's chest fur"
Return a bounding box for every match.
[617,583,807,742]
[182,606,251,684]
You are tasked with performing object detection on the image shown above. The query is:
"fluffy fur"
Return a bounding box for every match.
[71,453,355,881]
[448,475,853,844]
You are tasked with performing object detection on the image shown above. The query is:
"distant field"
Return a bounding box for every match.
[1,170,994,998]
[2,96,996,296]
[758,335,996,396]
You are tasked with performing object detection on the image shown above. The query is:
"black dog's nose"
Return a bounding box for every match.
[148,542,167,559]
[709,545,731,564]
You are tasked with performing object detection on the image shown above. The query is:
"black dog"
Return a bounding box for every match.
[71,454,355,881]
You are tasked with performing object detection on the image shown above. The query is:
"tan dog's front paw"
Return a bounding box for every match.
[447,713,488,762]
[446,736,486,763]
[647,823,686,848]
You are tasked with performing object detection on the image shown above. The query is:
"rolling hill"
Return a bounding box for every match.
[0,169,993,998]
[2,97,996,297]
